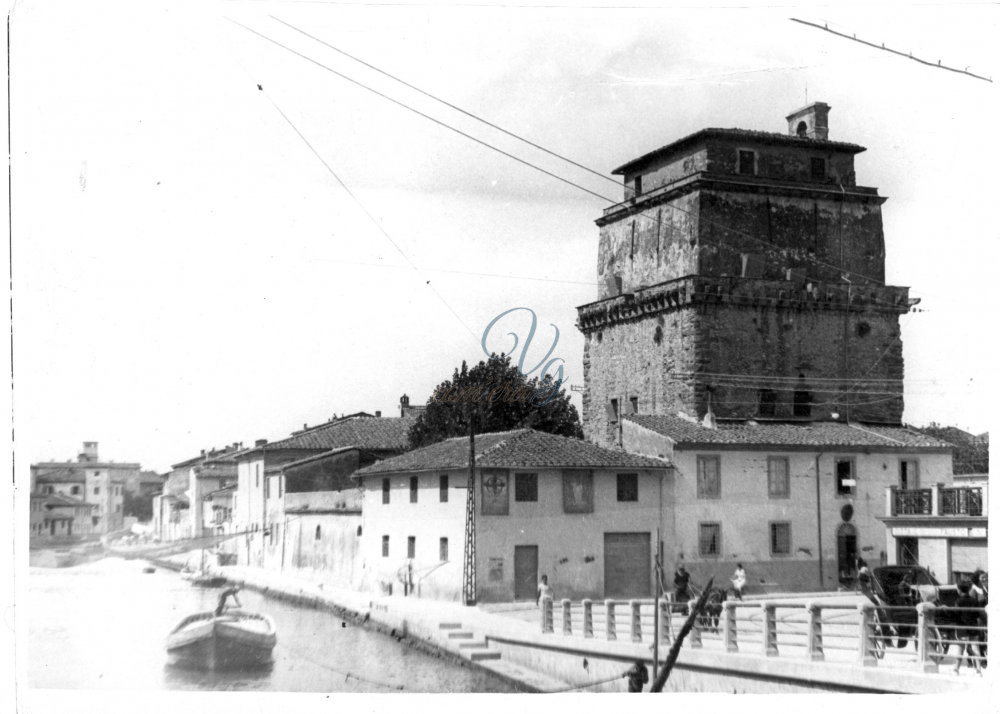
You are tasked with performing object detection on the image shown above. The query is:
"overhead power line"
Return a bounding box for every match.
[230,18,929,313]
[790,18,992,83]
[270,14,620,187]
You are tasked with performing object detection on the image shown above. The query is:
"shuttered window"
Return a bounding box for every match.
[697,456,721,499]
[767,457,790,499]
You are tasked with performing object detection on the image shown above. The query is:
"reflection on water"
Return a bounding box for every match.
[28,558,518,693]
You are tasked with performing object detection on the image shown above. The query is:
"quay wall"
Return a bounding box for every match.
[148,558,972,694]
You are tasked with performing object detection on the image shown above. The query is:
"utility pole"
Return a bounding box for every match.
[462,410,477,606]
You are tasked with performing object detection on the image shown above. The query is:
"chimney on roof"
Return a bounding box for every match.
[255,438,268,447]
[786,102,830,141]
[78,441,98,463]
[375,410,382,418]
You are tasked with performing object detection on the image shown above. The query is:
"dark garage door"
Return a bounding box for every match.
[514,545,539,601]
[604,532,650,598]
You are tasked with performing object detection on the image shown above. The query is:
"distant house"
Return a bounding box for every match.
[233,411,415,572]
[622,415,955,592]
[152,443,242,541]
[353,428,670,603]
[30,442,137,536]
[29,492,97,540]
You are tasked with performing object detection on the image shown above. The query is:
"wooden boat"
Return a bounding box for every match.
[166,609,276,671]
[180,569,228,588]
[180,549,228,588]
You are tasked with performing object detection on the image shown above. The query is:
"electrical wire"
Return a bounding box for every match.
[231,17,928,313]
[271,14,619,187]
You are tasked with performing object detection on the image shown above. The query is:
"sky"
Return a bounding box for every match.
[10,0,999,473]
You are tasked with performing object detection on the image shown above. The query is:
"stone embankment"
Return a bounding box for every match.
[152,556,980,694]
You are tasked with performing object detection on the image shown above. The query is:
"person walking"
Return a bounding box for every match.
[673,563,691,603]
[624,660,649,692]
[731,563,747,601]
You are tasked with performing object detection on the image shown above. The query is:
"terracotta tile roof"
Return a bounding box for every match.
[253,416,415,454]
[41,493,96,509]
[33,467,86,483]
[354,429,669,477]
[612,127,866,175]
[626,415,953,450]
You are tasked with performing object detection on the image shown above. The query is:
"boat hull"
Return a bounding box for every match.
[167,612,276,671]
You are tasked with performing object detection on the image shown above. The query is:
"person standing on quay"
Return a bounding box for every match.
[731,563,747,601]
[537,574,553,607]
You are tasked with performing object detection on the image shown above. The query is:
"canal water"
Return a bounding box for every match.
[27,557,518,693]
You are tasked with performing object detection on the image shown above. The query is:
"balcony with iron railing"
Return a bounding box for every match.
[886,482,987,518]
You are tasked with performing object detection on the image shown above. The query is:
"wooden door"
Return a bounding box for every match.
[514,545,538,601]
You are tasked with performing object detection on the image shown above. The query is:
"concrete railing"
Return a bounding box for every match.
[538,596,988,676]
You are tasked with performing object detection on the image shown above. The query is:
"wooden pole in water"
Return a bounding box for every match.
[649,577,714,693]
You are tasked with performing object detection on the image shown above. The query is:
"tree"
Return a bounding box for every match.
[407,354,583,448]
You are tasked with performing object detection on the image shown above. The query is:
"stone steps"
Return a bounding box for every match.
[476,659,572,693]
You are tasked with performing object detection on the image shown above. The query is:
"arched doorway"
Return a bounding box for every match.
[836,523,858,585]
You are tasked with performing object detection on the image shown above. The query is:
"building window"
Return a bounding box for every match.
[696,456,721,499]
[617,473,638,502]
[92,516,99,526]
[439,475,448,502]
[71,486,80,495]
[699,522,721,557]
[758,389,777,417]
[315,525,322,540]
[382,535,389,557]
[770,522,791,556]
[633,175,642,198]
[410,476,418,503]
[608,398,619,422]
[767,457,790,499]
[278,476,283,499]
[407,536,416,559]
[255,465,260,488]
[810,157,826,180]
[382,478,390,504]
[514,473,538,502]
[899,460,919,490]
[439,537,448,562]
[265,476,270,499]
[629,396,639,415]
[836,458,856,496]
[115,504,121,513]
[93,486,100,496]
[737,150,756,175]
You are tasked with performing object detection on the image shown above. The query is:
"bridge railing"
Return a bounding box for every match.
[537,596,987,675]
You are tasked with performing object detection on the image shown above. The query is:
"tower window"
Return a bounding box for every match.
[608,398,619,423]
[796,121,808,137]
[793,390,812,417]
[810,157,826,179]
[737,150,756,175]
[758,389,777,417]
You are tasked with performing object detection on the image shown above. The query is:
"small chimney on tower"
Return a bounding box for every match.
[786,102,830,141]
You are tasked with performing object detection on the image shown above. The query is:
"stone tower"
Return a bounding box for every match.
[577,103,914,447]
